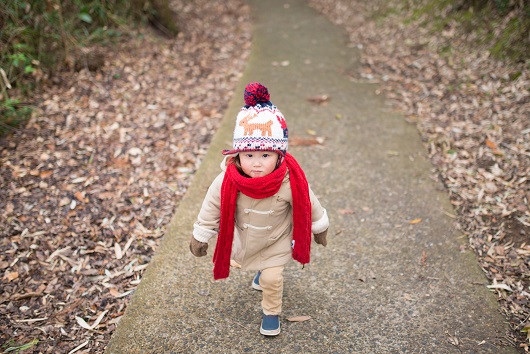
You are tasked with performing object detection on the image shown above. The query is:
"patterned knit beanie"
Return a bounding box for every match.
[223,82,288,155]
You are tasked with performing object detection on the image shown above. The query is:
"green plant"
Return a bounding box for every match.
[2,338,39,353]
[0,0,140,135]
[402,0,530,62]
[0,0,178,136]
[0,98,32,135]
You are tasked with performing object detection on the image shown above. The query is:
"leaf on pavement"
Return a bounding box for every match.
[307,95,330,105]
[290,136,323,146]
[287,315,312,322]
[487,283,513,292]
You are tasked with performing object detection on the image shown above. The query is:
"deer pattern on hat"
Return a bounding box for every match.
[239,111,273,137]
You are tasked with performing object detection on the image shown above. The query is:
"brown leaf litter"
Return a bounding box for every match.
[0,0,251,352]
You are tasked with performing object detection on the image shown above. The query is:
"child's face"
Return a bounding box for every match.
[239,151,279,178]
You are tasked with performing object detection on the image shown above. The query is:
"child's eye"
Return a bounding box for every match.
[245,153,253,158]
[263,154,269,158]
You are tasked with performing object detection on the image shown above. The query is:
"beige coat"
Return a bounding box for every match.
[193,158,329,271]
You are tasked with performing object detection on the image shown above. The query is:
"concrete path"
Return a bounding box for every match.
[106,0,514,353]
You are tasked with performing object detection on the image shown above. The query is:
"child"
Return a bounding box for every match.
[190,82,329,336]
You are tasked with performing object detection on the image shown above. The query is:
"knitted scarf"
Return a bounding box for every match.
[213,153,311,280]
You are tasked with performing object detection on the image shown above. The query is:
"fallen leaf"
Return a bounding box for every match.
[485,139,503,155]
[71,177,87,184]
[286,315,312,322]
[68,340,89,354]
[272,60,291,67]
[59,197,70,207]
[421,250,427,265]
[307,95,330,105]
[114,242,123,260]
[4,271,19,282]
[290,136,322,146]
[75,310,108,330]
[112,157,131,169]
[128,147,142,156]
[409,218,422,224]
[75,191,85,202]
[403,293,414,301]
[485,139,497,150]
[339,209,355,215]
[487,283,512,292]
[109,289,134,298]
[40,170,53,178]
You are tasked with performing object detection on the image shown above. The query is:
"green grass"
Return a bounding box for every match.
[392,0,530,63]
[0,99,32,135]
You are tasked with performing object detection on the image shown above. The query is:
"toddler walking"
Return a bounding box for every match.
[190,82,329,336]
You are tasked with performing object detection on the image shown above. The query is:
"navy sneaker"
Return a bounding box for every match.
[251,271,262,291]
[260,314,281,336]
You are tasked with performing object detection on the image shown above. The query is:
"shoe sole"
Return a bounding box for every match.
[251,281,263,291]
[260,323,281,336]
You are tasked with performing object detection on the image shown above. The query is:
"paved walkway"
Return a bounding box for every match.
[106,0,514,352]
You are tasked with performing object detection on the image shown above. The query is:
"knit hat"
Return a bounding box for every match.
[223,82,288,155]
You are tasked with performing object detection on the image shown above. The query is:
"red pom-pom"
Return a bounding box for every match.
[244,82,270,106]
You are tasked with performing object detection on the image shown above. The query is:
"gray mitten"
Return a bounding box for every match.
[190,237,208,257]
[314,229,328,247]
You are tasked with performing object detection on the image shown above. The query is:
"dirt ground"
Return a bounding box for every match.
[0,0,251,352]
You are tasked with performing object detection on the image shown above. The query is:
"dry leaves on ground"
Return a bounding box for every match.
[309,0,529,349]
[0,0,251,352]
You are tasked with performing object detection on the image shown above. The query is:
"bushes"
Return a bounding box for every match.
[406,0,529,63]
[461,0,529,61]
[0,0,178,135]
[459,0,525,13]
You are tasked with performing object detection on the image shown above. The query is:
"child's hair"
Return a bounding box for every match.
[229,154,249,177]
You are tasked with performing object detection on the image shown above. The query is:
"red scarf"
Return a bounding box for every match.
[213,153,311,280]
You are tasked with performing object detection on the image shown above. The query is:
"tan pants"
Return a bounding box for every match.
[260,266,285,315]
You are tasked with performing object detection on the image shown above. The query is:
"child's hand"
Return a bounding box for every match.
[314,230,328,247]
[190,237,208,257]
